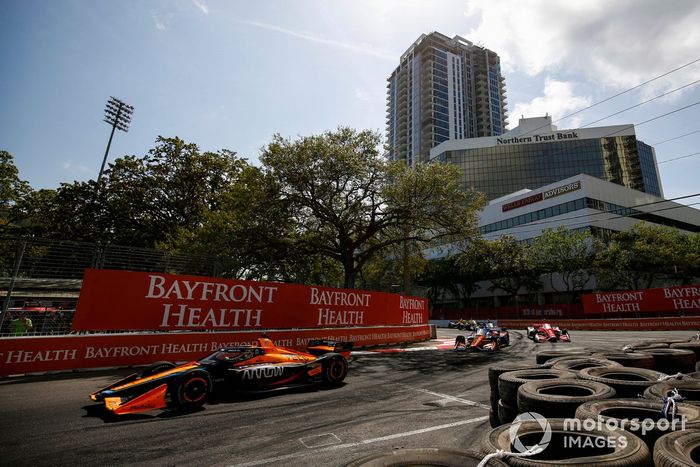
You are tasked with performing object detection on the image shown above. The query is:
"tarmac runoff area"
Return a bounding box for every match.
[1,327,698,467]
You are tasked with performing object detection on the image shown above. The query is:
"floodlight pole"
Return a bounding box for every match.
[98,97,133,183]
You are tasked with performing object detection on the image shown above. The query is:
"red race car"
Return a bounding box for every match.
[527,323,571,343]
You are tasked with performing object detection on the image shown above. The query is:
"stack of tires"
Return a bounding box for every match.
[479,340,700,465]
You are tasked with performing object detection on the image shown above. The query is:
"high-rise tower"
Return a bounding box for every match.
[386,32,508,166]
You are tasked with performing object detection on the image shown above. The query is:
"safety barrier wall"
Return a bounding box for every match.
[73,269,429,331]
[0,325,431,377]
[498,317,700,331]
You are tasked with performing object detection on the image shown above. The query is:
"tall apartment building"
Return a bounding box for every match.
[386,32,508,167]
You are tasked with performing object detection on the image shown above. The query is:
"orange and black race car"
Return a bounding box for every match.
[89,336,352,415]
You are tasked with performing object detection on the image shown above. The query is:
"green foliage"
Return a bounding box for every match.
[260,127,485,288]
[595,223,699,289]
[531,226,596,293]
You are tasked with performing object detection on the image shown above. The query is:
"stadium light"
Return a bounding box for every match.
[97,97,134,182]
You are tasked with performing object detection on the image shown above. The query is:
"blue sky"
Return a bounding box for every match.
[1,0,699,204]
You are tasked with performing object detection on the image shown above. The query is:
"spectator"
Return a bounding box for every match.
[9,313,33,336]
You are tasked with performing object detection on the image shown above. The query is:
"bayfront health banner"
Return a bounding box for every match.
[582,284,700,314]
[72,269,428,331]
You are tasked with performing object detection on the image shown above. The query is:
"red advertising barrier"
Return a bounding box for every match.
[498,317,700,331]
[0,325,430,377]
[73,269,428,331]
[582,285,700,315]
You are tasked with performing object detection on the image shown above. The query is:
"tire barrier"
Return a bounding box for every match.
[343,448,509,466]
[653,430,700,467]
[497,398,519,425]
[517,380,617,419]
[577,367,668,398]
[574,398,700,450]
[641,348,697,374]
[488,364,547,426]
[479,418,651,466]
[550,357,622,372]
[498,369,577,408]
[534,350,591,365]
[591,351,656,370]
[644,380,700,407]
[670,341,700,359]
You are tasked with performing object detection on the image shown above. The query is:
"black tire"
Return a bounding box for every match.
[489,408,501,428]
[578,367,668,398]
[479,418,651,466]
[575,398,700,450]
[551,357,622,372]
[517,379,616,418]
[140,360,176,378]
[173,369,212,409]
[343,448,508,466]
[322,354,348,386]
[488,364,544,393]
[535,350,591,364]
[591,351,656,370]
[654,430,700,467]
[454,335,466,350]
[497,398,518,424]
[642,348,696,374]
[498,369,577,407]
[644,380,700,406]
[670,341,700,359]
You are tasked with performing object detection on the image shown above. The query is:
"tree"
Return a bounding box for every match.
[531,226,596,295]
[260,127,485,289]
[595,222,694,289]
[483,236,542,305]
[0,150,32,232]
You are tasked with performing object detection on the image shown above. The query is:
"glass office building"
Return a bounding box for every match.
[430,116,663,201]
[387,32,508,167]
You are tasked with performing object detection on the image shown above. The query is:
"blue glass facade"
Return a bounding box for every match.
[437,135,661,201]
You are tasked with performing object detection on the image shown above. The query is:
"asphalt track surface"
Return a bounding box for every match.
[1,328,697,467]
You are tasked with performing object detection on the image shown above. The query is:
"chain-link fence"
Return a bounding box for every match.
[0,236,236,337]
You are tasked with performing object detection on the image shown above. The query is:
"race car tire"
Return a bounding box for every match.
[653,430,700,467]
[642,348,696,374]
[173,369,212,410]
[343,448,508,466]
[578,367,668,398]
[644,379,700,406]
[517,379,616,418]
[535,350,591,364]
[479,418,651,466]
[670,341,700,359]
[454,335,466,350]
[498,369,577,407]
[575,399,700,450]
[551,357,622,372]
[322,354,348,386]
[591,351,656,370]
[140,360,176,378]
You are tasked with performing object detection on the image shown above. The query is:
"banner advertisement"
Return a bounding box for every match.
[498,317,700,331]
[0,325,430,377]
[72,269,428,331]
[582,284,700,314]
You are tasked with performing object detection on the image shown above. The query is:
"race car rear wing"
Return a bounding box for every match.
[307,339,354,357]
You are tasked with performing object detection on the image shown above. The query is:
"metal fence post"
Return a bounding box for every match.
[0,239,27,330]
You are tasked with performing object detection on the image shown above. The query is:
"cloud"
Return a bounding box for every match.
[241,20,396,61]
[151,10,173,31]
[463,0,700,91]
[191,0,208,15]
[510,78,592,128]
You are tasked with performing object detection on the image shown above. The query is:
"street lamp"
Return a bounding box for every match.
[98,96,134,182]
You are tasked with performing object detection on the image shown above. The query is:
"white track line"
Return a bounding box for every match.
[228,415,488,467]
[412,388,491,410]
